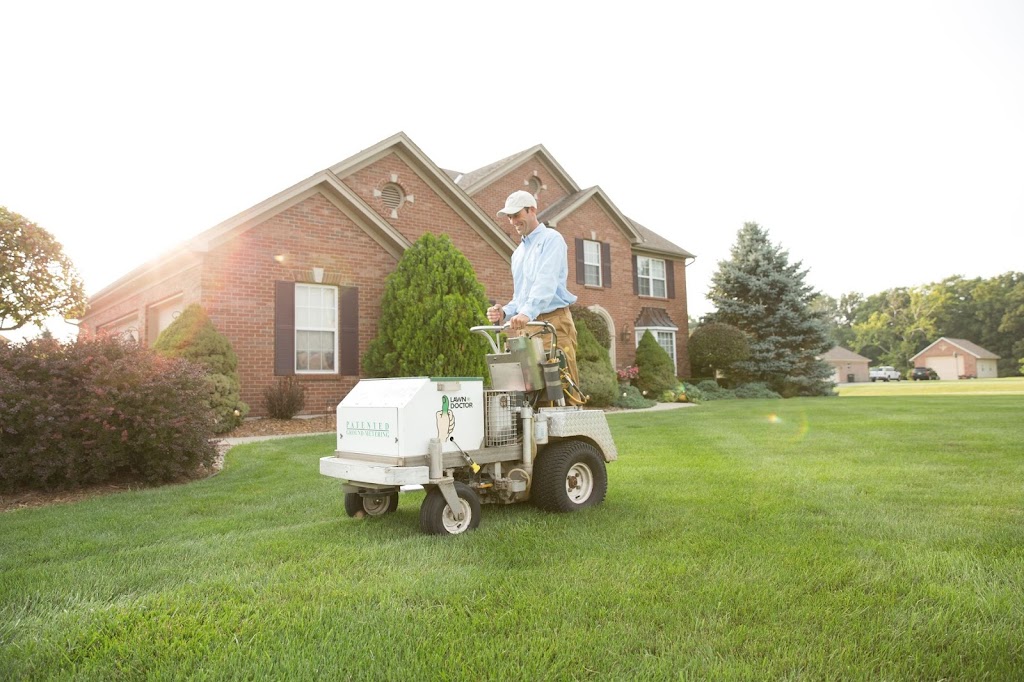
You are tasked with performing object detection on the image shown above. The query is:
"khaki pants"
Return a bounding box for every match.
[535,307,579,390]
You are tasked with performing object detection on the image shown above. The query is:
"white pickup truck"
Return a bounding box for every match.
[869,366,902,382]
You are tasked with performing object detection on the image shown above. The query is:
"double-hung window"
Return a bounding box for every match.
[583,239,602,287]
[295,284,337,373]
[637,257,667,298]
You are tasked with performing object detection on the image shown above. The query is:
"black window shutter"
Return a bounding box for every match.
[601,242,611,288]
[274,281,295,376]
[339,286,359,376]
[666,260,676,299]
[575,238,585,285]
[632,255,639,295]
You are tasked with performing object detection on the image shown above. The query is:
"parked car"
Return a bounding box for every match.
[869,366,902,382]
[911,367,939,381]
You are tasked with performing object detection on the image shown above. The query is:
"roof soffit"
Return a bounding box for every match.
[541,187,644,244]
[910,336,1000,360]
[193,172,411,259]
[90,133,521,305]
[461,144,581,196]
[329,132,516,259]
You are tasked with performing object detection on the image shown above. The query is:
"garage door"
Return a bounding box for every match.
[928,356,958,380]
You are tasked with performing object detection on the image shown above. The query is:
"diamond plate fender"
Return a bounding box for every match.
[541,408,618,461]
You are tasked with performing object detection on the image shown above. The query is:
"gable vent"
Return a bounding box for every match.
[381,183,404,210]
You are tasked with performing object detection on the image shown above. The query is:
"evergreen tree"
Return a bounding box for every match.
[570,304,611,350]
[575,319,617,406]
[363,233,490,379]
[705,222,833,396]
[153,304,249,433]
[634,330,677,399]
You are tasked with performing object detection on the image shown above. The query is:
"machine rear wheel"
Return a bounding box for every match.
[344,491,399,517]
[419,482,481,535]
[532,440,607,512]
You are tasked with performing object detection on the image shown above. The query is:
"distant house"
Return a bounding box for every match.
[820,346,871,383]
[910,337,1000,379]
[80,132,695,416]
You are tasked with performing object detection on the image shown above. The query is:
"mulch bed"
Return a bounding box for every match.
[222,414,336,439]
[1,415,337,512]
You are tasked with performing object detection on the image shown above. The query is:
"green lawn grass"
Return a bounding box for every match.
[2,392,1022,680]
[837,375,1024,397]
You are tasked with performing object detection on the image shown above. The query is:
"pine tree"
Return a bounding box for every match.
[153,304,250,432]
[706,222,834,396]
[363,233,490,379]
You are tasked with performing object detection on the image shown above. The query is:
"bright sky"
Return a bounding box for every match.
[4,1,1023,342]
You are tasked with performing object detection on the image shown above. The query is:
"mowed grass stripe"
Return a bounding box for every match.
[1,394,1022,680]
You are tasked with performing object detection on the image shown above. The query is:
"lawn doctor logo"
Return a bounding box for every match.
[344,420,391,438]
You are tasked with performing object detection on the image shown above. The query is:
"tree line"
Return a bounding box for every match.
[812,273,1024,376]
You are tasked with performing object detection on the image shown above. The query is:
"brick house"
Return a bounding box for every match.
[910,337,1000,379]
[81,132,695,416]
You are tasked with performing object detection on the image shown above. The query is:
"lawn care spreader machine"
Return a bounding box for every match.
[320,322,618,535]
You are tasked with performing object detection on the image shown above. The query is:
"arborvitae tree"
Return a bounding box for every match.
[705,222,833,397]
[363,233,489,379]
[688,322,750,379]
[575,319,617,406]
[153,304,249,433]
[570,304,611,350]
[634,330,677,398]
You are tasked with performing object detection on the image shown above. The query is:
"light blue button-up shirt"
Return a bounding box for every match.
[502,223,577,321]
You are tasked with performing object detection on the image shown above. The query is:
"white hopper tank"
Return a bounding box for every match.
[336,377,484,458]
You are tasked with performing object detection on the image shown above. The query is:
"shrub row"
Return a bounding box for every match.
[0,336,217,492]
[691,379,782,401]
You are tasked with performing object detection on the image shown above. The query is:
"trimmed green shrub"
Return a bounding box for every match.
[263,377,306,419]
[0,335,216,492]
[575,320,617,407]
[634,330,678,399]
[733,382,783,399]
[153,304,249,433]
[613,384,656,409]
[363,233,490,380]
[570,305,611,350]
[696,379,736,401]
[688,322,750,379]
[681,382,704,404]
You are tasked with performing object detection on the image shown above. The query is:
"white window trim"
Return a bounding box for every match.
[637,256,667,298]
[295,283,338,374]
[583,239,602,287]
[635,326,677,370]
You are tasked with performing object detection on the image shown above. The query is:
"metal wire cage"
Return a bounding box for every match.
[484,391,523,447]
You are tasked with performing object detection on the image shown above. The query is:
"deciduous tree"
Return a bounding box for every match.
[0,207,86,331]
[687,322,750,379]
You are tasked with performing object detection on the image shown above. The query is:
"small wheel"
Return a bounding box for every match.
[532,440,608,513]
[419,482,481,535]
[344,491,398,518]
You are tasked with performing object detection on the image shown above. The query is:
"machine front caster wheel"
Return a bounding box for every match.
[345,491,399,518]
[419,482,481,535]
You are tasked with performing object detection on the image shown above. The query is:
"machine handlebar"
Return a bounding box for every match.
[470,321,557,356]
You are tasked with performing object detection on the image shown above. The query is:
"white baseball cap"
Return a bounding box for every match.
[497,190,537,217]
